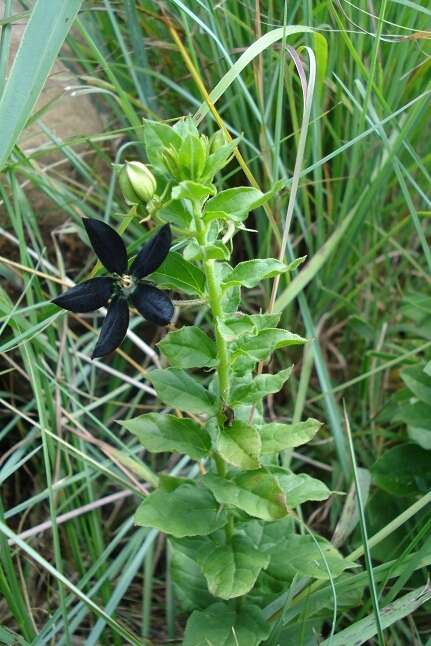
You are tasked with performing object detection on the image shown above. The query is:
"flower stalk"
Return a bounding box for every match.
[193,202,230,416]
[193,199,232,538]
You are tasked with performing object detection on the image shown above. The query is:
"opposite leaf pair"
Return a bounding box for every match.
[53,218,174,358]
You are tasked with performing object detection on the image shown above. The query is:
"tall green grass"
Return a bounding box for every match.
[0,0,430,642]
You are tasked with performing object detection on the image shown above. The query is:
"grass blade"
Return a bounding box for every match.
[343,404,384,645]
[0,0,83,169]
[320,584,431,646]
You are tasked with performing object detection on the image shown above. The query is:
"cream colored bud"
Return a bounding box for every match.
[125,161,157,202]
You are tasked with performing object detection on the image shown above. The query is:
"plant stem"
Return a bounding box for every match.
[193,202,234,543]
[193,204,230,412]
[205,259,230,409]
[213,451,226,477]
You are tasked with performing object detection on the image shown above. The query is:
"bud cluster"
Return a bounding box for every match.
[161,130,231,184]
[116,119,238,225]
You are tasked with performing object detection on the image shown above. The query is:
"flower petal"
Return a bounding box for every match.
[83,218,128,275]
[130,224,171,279]
[131,284,174,325]
[92,297,129,358]
[52,278,113,313]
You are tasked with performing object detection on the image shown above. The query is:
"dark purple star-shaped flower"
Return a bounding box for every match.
[53,219,173,358]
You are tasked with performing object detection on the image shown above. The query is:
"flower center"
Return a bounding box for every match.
[119,274,133,288]
[116,274,136,297]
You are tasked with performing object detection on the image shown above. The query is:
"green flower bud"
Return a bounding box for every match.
[209,130,226,153]
[201,133,210,155]
[118,165,140,205]
[125,161,157,203]
[161,146,181,179]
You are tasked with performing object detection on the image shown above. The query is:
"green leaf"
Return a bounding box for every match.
[219,314,256,340]
[170,546,215,612]
[135,484,226,537]
[204,241,231,261]
[203,471,288,521]
[215,262,241,313]
[222,259,289,289]
[401,366,431,404]
[148,368,216,415]
[170,534,216,560]
[159,475,195,492]
[394,401,431,450]
[234,328,306,361]
[173,116,199,138]
[242,517,295,553]
[203,181,283,223]
[184,240,230,262]
[285,255,308,272]
[158,326,217,369]
[183,241,200,261]
[143,120,182,172]
[151,252,205,295]
[172,180,216,202]
[229,367,292,406]
[259,418,322,453]
[271,468,331,506]
[183,601,270,646]
[118,413,210,460]
[202,139,239,182]
[408,427,431,451]
[251,313,282,330]
[197,536,269,599]
[371,443,431,496]
[219,313,281,341]
[217,421,261,470]
[268,535,350,580]
[395,401,431,428]
[158,199,192,229]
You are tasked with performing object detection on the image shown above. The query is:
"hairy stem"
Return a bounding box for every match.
[205,259,230,409]
[193,202,234,543]
[193,204,230,414]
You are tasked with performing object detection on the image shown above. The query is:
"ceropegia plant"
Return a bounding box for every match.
[56,116,351,643]
[115,118,353,644]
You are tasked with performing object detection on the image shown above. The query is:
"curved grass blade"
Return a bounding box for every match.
[344,404,384,645]
[193,26,327,125]
[320,585,431,646]
[0,0,83,170]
